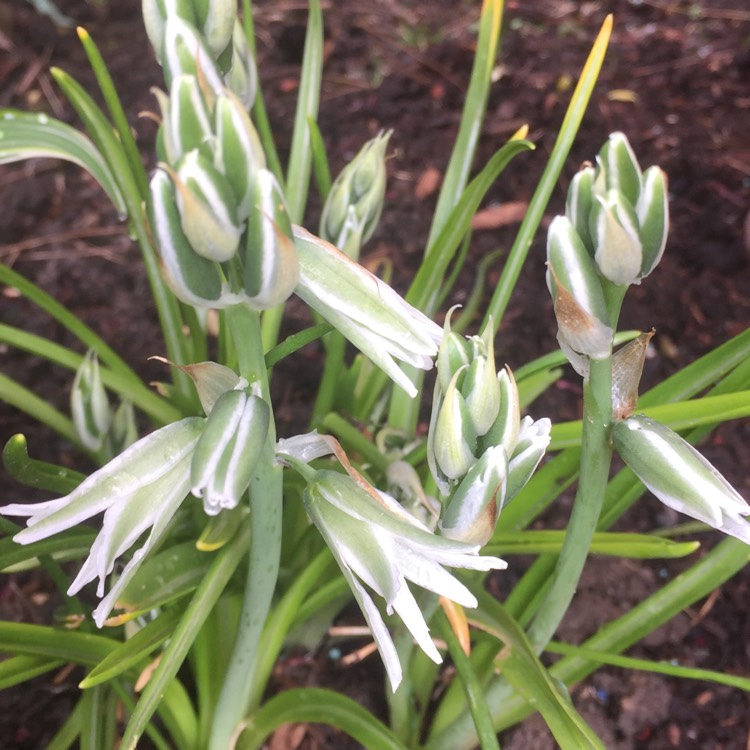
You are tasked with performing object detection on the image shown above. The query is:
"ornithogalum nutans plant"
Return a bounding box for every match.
[0,4,748,750]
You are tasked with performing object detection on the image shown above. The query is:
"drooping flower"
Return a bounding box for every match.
[292,225,442,397]
[611,415,750,543]
[301,469,507,690]
[0,418,205,626]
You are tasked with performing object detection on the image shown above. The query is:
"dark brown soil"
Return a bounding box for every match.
[1,1,749,748]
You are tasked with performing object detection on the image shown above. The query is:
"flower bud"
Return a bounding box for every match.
[478,367,520,456]
[190,0,236,59]
[505,416,551,504]
[596,131,642,207]
[546,215,613,362]
[589,189,643,285]
[171,150,242,262]
[224,20,258,108]
[142,0,197,64]
[71,350,111,452]
[214,89,266,219]
[161,16,224,95]
[439,445,507,546]
[461,322,501,437]
[565,164,595,253]
[190,386,270,515]
[430,368,478,482]
[319,131,391,259]
[106,400,139,457]
[241,168,299,309]
[149,169,224,307]
[636,165,668,279]
[611,415,750,543]
[161,74,214,164]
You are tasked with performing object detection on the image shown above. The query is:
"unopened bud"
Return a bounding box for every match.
[429,368,477,483]
[241,169,299,308]
[589,189,643,285]
[611,415,750,544]
[439,445,507,546]
[71,350,111,452]
[597,131,642,207]
[106,400,138,456]
[149,169,224,307]
[565,164,595,252]
[505,416,551,504]
[190,0,236,59]
[320,131,391,259]
[478,367,520,456]
[214,89,266,220]
[224,20,258,108]
[142,0,197,64]
[636,166,669,279]
[171,150,242,262]
[161,16,224,95]
[546,215,613,362]
[162,74,214,164]
[190,385,270,515]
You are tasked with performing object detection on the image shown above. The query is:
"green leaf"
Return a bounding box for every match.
[237,688,408,750]
[0,528,95,572]
[545,641,750,692]
[408,139,533,316]
[469,589,606,750]
[2,433,85,495]
[80,608,183,688]
[483,15,613,331]
[118,520,251,750]
[0,110,125,214]
[264,322,332,368]
[0,375,80,447]
[425,0,504,252]
[486,530,698,558]
[285,0,323,224]
[437,608,500,750]
[0,654,66,690]
[113,542,215,623]
[0,323,182,425]
[76,27,150,198]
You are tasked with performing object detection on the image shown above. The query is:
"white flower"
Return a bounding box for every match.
[302,469,507,690]
[611,415,750,543]
[0,418,204,626]
[292,226,442,397]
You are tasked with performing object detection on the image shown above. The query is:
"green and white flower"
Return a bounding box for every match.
[71,349,112,452]
[299,468,507,690]
[292,225,442,397]
[0,418,205,626]
[611,415,750,543]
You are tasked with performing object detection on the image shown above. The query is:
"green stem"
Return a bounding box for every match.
[526,354,613,652]
[209,304,283,750]
[311,329,347,424]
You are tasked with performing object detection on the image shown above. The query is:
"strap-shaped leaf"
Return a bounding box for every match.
[0,110,125,214]
[80,608,182,688]
[469,589,606,750]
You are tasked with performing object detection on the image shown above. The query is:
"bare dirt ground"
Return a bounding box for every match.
[0,1,749,747]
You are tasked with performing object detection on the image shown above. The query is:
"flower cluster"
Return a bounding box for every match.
[1,366,269,625]
[546,132,668,374]
[427,313,550,545]
[146,6,299,310]
[278,435,507,691]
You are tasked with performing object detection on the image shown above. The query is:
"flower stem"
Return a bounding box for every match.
[526,354,613,652]
[209,304,283,750]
